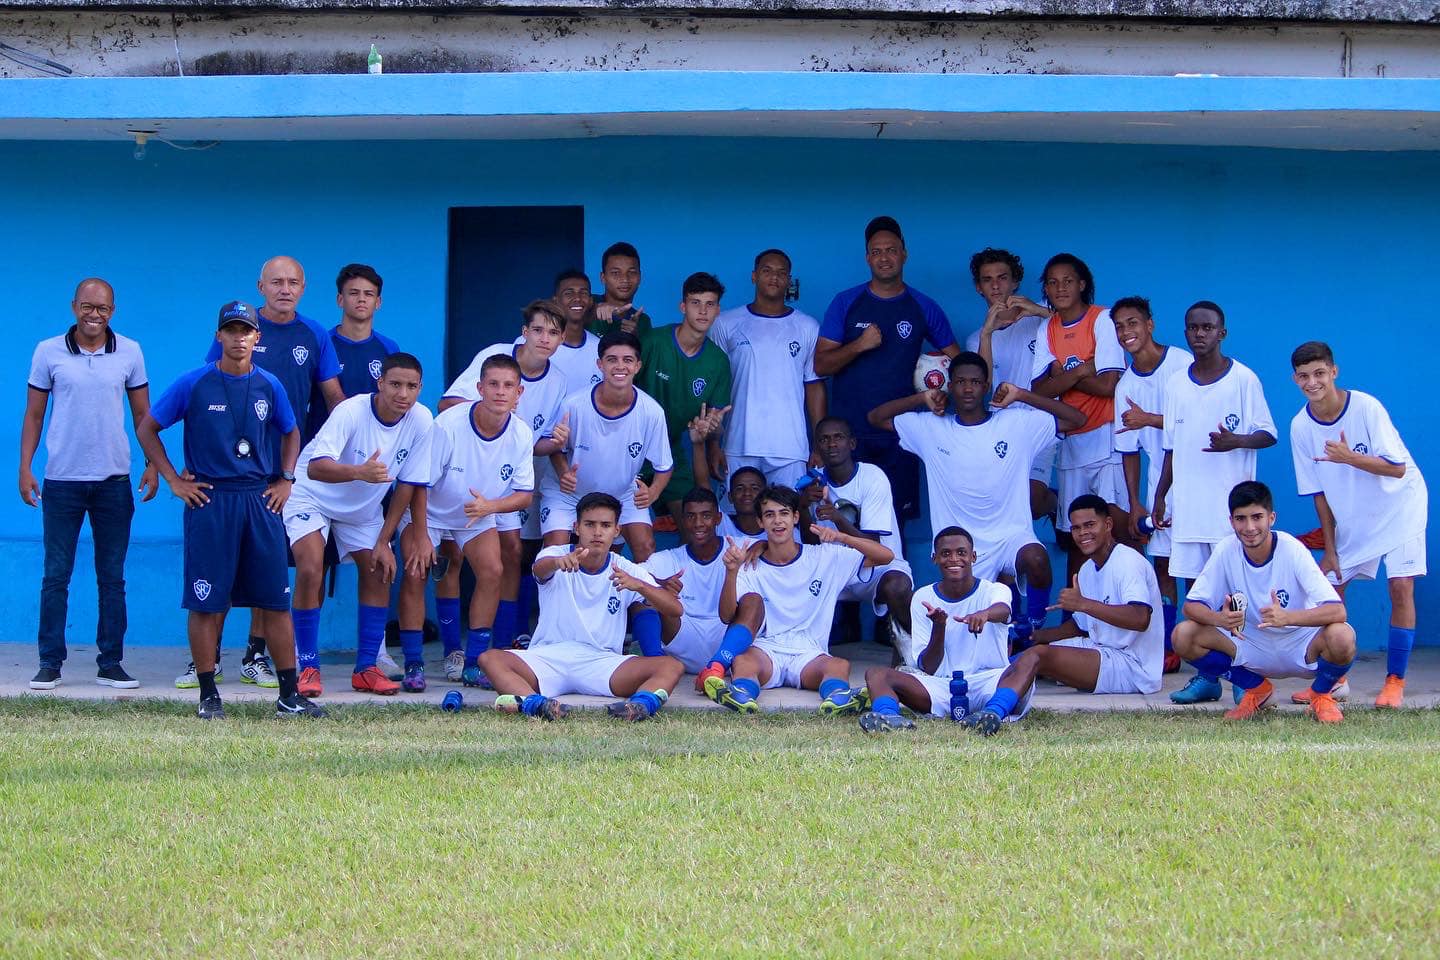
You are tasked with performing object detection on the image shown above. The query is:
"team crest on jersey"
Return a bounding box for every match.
[395,448,409,463]
[627,442,643,459]
[994,441,1009,459]
[691,378,707,398]
[1221,413,1239,431]
[500,464,514,481]
[253,398,269,422]
[788,340,801,357]
[1028,339,1036,354]
[1275,589,1291,608]
[1353,441,1369,454]
[368,359,383,380]
[808,579,822,596]
[590,373,602,385]
[896,321,914,340]
[606,597,621,615]
[1063,355,1082,371]
[192,579,212,601]
[292,345,310,366]
[532,414,544,430]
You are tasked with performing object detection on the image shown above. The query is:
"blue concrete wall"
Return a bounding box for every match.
[3,134,1435,652]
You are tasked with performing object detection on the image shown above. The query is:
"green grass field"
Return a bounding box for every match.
[2,698,1437,959]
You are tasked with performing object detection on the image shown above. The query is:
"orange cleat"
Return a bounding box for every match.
[351,665,400,696]
[1309,692,1344,724]
[298,666,323,698]
[694,662,725,693]
[1224,679,1275,720]
[1163,652,1182,674]
[1291,676,1349,704]
[1374,674,1406,709]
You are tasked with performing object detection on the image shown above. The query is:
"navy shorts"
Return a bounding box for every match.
[182,488,292,612]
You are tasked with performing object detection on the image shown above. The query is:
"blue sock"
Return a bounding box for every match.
[465,629,492,667]
[709,624,754,669]
[733,677,761,700]
[632,608,664,657]
[873,695,901,716]
[1311,656,1352,695]
[399,629,424,669]
[1227,665,1265,691]
[1025,584,1050,628]
[1387,626,1415,679]
[1162,603,1178,653]
[518,574,538,631]
[1187,649,1232,682]
[493,600,518,650]
[436,597,461,656]
[983,687,1020,719]
[818,678,848,701]
[521,693,548,716]
[355,604,388,672]
[628,689,666,716]
[292,607,321,670]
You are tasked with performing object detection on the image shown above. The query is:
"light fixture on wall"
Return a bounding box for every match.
[128,129,157,161]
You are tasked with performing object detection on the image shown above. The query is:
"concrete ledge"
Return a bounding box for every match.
[2,0,1438,27]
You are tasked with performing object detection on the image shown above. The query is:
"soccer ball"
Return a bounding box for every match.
[914,351,951,392]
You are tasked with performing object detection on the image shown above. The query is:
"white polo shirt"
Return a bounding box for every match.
[28,328,148,480]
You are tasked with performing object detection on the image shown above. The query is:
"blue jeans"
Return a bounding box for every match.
[37,476,135,671]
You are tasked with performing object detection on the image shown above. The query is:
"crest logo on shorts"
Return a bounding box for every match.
[296,513,310,521]
[540,507,550,523]
[1275,589,1290,608]
[1352,441,1369,454]
[518,509,529,524]
[1063,355,1083,371]
[500,464,514,481]
[691,378,706,398]
[788,341,801,357]
[1224,413,1241,431]
[292,345,310,366]
[607,597,621,615]
[994,440,1009,459]
[395,449,409,463]
[808,579,822,596]
[1028,339,1036,354]
[532,413,544,430]
[896,321,913,340]
[368,359,383,381]
[253,398,269,422]
[193,579,212,601]
[627,442,643,459]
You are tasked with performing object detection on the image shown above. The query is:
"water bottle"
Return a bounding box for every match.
[440,691,463,713]
[1137,514,1156,536]
[949,671,970,723]
[792,466,826,492]
[367,43,383,75]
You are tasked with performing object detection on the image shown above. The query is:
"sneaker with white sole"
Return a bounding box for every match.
[240,655,280,688]
[443,650,465,682]
[376,647,403,682]
[175,662,222,689]
[30,667,61,690]
[96,666,139,689]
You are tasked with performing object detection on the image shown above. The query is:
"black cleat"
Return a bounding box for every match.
[197,695,225,720]
[276,694,328,718]
[606,700,650,722]
[964,708,1004,737]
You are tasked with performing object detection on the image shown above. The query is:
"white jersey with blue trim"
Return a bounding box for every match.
[1074,544,1164,674]
[1187,532,1342,650]
[645,543,727,624]
[905,579,1012,674]
[1113,345,1193,507]
[1290,390,1428,567]
[735,542,866,652]
[542,333,603,397]
[530,546,657,655]
[813,462,903,560]
[966,315,1045,411]
[293,394,433,523]
[425,404,535,531]
[712,304,821,462]
[542,385,673,501]
[443,343,569,442]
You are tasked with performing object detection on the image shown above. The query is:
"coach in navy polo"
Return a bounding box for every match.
[139,301,324,720]
[22,278,157,690]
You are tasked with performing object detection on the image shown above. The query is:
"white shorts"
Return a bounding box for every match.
[540,490,651,535]
[510,641,635,697]
[903,665,1034,720]
[662,616,726,673]
[1232,627,1321,680]
[839,558,913,615]
[972,529,1042,582]
[397,515,492,553]
[283,498,379,563]
[1332,533,1427,585]
[1146,523,1174,559]
[753,639,826,690]
[727,455,807,488]
[1049,637,1161,694]
[1056,459,1126,531]
[1030,436,1059,485]
[1169,540,1216,580]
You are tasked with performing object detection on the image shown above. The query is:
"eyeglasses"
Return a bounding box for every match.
[76,302,113,317]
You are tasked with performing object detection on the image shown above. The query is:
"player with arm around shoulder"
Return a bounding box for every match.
[478,492,684,721]
[1289,340,1427,709]
[1170,481,1356,724]
[704,485,893,715]
[856,525,1020,733]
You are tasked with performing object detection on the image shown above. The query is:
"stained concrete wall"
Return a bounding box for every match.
[2,10,1439,78]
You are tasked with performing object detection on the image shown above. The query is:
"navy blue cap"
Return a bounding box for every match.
[217,300,259,331]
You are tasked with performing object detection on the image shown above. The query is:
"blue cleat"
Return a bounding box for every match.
[705,676,759,714]
[1170,674,1223,704]
[461,665,494,690]
[818,686,861,717]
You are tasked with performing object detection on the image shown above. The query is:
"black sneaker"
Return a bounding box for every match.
[197,695,225,720]
[96,665,140,689]
[276,694,328,718]
[29,667,61,690]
